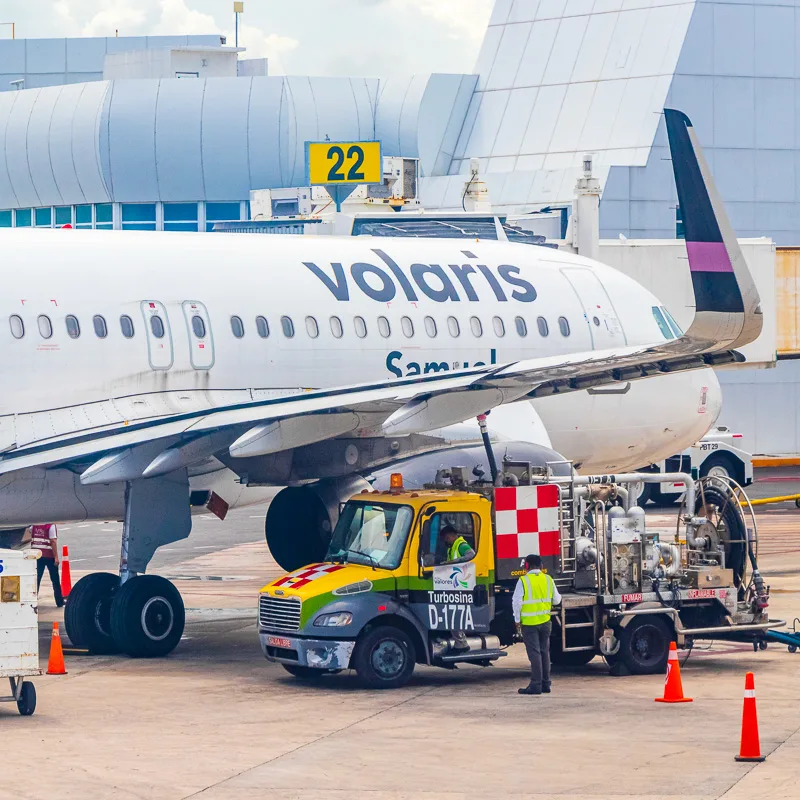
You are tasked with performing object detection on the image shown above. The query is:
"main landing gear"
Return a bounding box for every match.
[64,471,192,658]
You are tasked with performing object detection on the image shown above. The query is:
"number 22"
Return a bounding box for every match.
[327,145,366,182]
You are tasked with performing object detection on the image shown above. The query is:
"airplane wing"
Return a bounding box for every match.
[0,109,762,483]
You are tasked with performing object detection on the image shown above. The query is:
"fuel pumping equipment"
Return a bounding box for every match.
[258,454,779,688]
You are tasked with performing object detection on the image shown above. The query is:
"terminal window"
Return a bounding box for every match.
[96,204,113,230]
[76,205,92,228]
[164,203,198,232]
[14,209,31,227]
[35,208,52,227]
[0,210,11,227]
[206,202,241,232]
[55,207,72,226]
[122,203,156,231]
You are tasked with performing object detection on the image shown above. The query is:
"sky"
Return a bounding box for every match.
[1,0,494,76]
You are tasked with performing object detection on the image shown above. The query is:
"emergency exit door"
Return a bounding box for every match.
[140,300,174,370]
[182,301,215,370]
[561,267,627,349]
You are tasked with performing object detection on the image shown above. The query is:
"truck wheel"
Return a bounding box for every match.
[618,616,672,675]
[64,572,119,654]
[700,453,738,484]
[282,664,327,680]
[353,626,415,689]
[16,681,36,716]
[110,575,185,658]
[631,481,654,507]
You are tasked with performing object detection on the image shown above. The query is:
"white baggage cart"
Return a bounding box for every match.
[0,548,41,715]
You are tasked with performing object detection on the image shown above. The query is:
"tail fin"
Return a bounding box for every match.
[664,109,762,350]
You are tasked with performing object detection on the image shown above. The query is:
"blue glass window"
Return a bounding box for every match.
[54,206,72,226]
[76,205,92,228]
[652,307,674,339]
[205,202,240,231]
[35,207,52,227]
[164,203,198,232]
[15,209,31,227]
[121,203,155,231]
[0,210,11,227]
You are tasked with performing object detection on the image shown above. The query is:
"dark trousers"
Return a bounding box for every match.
[521,620,551,690]
[36,557,64,606]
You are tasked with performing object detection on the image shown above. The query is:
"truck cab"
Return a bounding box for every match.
[258,479,505,688]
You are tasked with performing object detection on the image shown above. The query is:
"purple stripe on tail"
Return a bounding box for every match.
[686,240,733,273]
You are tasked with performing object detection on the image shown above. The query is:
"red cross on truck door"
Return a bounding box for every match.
[494,484,561,560]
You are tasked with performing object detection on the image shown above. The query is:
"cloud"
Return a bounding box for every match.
[404,0,492,41]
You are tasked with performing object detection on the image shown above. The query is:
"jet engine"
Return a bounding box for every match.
[264,441,569,570]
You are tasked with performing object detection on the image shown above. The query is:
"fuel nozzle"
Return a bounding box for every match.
[751,569,769,612]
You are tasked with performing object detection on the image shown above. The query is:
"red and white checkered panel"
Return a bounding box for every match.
[272,563,345,589]
[494,484,560,559]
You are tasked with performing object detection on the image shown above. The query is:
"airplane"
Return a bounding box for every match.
[0,109,761,658]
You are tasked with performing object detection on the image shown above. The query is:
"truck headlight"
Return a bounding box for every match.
[314,611,353,627]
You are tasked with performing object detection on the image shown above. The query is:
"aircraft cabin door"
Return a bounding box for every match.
[182,301,215,370]
[140,300,174,370]
[561,267,627,349]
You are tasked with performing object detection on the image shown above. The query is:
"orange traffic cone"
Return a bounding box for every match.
[655,641,692,703]
[735,672,766,762]
[60,545,72,598]
[46,622,67,675]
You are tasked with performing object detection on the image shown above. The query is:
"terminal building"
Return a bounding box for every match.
[1,0,800,243]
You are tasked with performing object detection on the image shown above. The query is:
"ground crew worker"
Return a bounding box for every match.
[441,526,476,650]
[29,523,64,608]
[513,554,561,695]
[441,526,475,564]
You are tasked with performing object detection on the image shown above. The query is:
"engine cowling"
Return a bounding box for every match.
[264,475,370,571]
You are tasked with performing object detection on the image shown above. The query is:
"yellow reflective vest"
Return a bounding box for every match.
[520,571,555,626]
[447,536,469,561]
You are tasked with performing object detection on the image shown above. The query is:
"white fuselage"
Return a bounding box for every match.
[0,229,718,512]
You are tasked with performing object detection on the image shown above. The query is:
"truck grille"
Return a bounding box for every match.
[259,595,301,632]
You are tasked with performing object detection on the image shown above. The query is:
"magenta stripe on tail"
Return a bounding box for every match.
[686,241,733,273]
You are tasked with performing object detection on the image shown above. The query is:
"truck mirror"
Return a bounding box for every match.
[421,554,435,568]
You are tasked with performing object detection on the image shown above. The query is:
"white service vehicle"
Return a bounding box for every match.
[635,426,753,505]
[0,548,40,716]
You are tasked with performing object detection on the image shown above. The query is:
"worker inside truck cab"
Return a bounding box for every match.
[440,525,476,565]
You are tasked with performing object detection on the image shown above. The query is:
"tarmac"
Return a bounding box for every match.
[3,474,800,800]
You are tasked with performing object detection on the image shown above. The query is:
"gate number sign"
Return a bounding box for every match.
[306,141,382,186]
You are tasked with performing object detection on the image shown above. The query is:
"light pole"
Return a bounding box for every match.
[233,2,243,48]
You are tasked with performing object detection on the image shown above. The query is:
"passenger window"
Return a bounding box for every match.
[447,316,460,337]
[305,316,319,338]
[9,315,24,339]
[66,315,80,339]
[281,316,295,338]
[38,315,53,339]
[419,511,479,568]
[256,316,269,338]
[515,316,527,337]
[470,316,483,337]
[354,316,367,338]
[378,316,391,338]
[230,316,245,339]
[537,316,549,337]
[401,316,414,338]
[93,315,108,339]
[493,316,505,337]
[150,315,165,339]
[191,315,206,338]
[120,315,135,339]
[330,316,344,338]
[424,316,437,337]
[652,307,673,339]
[558,316,570,337]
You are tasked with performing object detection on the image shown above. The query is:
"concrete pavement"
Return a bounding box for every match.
[6,480,800,800]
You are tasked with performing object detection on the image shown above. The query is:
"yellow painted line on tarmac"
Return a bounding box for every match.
[753,456,800,468]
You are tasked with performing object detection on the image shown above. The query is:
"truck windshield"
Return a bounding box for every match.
[327,502,414,570]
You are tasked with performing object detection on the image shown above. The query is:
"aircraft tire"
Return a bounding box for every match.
[64,572,119,654]
[110,575,185,658]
